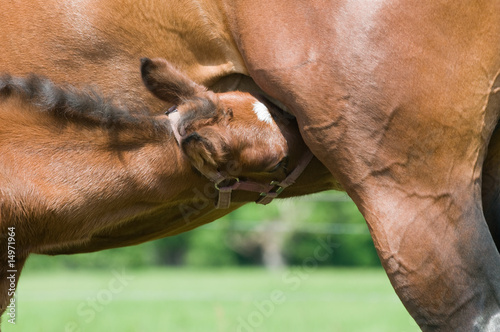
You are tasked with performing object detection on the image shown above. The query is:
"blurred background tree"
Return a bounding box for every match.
[27,191,381,269]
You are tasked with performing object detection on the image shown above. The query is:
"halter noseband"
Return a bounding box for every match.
[167,107,314,209]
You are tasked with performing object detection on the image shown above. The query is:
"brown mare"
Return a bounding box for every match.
[0,58,335,320]
[1,0,500,330]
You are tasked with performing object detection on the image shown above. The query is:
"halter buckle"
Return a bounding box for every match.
[260,181,285,197]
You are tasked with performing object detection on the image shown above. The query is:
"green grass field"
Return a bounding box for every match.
[2,268,419,332]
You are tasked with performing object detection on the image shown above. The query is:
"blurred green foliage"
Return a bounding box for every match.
[27,191,381,270]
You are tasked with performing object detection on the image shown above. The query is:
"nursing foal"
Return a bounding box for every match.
[0,59,330,318]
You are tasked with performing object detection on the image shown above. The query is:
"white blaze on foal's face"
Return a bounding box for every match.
[252,101,274,125]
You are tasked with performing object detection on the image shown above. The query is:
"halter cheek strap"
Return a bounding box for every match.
[166,107,314,209]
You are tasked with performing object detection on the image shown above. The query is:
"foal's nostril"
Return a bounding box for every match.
[268,156,289,173]
[282,156,289,170]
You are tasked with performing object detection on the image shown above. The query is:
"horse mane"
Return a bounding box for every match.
[0,73,165,135]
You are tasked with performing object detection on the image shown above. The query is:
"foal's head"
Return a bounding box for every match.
[141,58,306,187]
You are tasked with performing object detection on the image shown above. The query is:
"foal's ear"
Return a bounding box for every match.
[180,128,228,179]
[141,57,206,103]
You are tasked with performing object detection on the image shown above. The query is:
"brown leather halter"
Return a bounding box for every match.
[166,107,313,209]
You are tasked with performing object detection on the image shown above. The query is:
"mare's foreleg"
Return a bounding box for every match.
[0,234,27,325]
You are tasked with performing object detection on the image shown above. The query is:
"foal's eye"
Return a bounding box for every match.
[268,157,288,173]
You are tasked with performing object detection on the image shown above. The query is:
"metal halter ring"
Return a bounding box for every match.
[214,177,240,190]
